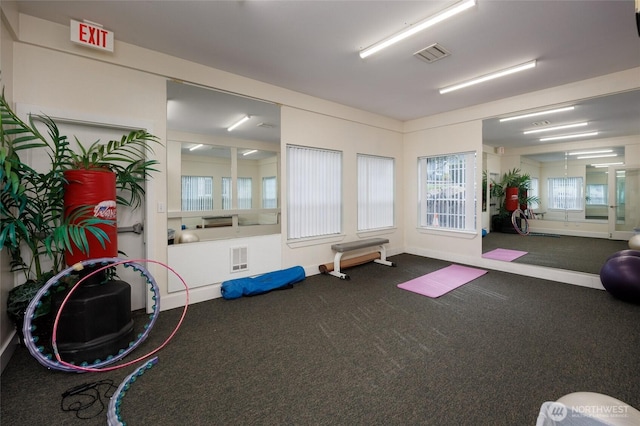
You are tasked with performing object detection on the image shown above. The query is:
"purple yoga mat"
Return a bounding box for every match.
[397,264,488,298]
[482,248,528,262]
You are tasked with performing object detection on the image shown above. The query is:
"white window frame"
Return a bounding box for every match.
[418,152,476,232]
[548,177,584,211]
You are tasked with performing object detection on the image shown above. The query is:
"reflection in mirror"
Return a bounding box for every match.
[482,90,640,274]
[166,81,281,243]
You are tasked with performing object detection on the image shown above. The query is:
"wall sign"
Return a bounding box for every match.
[70,19,114,52]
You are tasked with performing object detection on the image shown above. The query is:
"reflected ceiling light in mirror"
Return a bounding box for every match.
[439,60,536,94]
[227,115,251,131]
[359,0,476,59]
[243,150,258,156]
[592,162,624,168]
[568,149,613,156]
[539,131,598,142]
[577,153,617,160]
[523,122,588,134]
[499,106,574,122]
[189,144,203,151]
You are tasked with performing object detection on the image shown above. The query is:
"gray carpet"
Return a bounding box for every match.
[482,232,629,274]
[2,253,640,425]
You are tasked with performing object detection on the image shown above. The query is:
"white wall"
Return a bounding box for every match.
[403,120,483,265]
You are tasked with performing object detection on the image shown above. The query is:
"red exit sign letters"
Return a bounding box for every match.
[70,19,114,52]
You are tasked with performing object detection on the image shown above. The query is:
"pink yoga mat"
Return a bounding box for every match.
[482,248,528,262]
[397,264,488,298]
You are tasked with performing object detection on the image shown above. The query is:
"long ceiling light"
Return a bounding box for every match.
[576,153,617,160]
[523,122,588,135]
[189,144,203,151]
[499,106,574,122]
[592,162,623,168]
[439,60,537,94]
[568,149,613,156]
[539,132,599,142]
[227,115,251,132]
[359,0,476,59]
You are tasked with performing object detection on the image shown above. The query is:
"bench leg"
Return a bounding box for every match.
[373,245,395,267]
[329,252,349,279]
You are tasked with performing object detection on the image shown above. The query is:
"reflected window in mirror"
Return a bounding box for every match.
[181,176,213,211]
[262,177,277,208]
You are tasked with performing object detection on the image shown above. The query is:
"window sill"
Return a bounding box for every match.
[286,234,345,249]
[417,227,478,239]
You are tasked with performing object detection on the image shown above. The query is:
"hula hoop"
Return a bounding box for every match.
[23,257,188,373]
[511,208,530,236]
[107,356,158,426]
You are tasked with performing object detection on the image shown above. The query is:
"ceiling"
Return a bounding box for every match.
[13,0,640,151]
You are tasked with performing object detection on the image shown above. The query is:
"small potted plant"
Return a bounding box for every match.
[0,90,160,343]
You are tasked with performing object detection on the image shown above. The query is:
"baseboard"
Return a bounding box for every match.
[0,331,19,374]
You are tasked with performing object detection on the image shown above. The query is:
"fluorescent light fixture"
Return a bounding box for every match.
[576,153,617,160]
[499,106,574,122]
[439,60,536,94]
[592,162,623,168]
[243,150,257,156]
[540,132,599,142]
[227,115,251,132]
[568,149,613,156]
[523,122,588,135]
[189,144,203,151]
[359,0,476,59]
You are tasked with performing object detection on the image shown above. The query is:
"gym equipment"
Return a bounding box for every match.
[327,238,395,279]
[599,250,640,303]
[629,234,640,250]
[221,266,306,300]
[510,208,530,235]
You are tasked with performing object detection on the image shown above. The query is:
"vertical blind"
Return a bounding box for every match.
[262,176,277,208]
[181,176,213,211]
[222,177,252,209]
[548,177,583,210]
[357,154,394,230]
[287,145,342,239]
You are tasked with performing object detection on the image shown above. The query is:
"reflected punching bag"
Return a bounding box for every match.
[505,187,519,212]
[63,169,118,266]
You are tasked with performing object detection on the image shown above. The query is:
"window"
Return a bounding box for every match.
[586,184,607,205]
[222,177,232,210]
[238,177,252,209]
[357,154,394,230]
[418,152,476,232]
[262,176,277,208]
[548,177,584,210]
[529,177,540,210]
[222,177,252,209]
[181,176,213,211]
[287,145,342,239]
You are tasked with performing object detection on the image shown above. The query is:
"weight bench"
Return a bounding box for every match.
[329,238,395,280]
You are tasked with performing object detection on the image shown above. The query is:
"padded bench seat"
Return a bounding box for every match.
[329,237,394,279]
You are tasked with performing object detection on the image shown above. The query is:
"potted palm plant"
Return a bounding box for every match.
[0,90,160,344]
[490,168,539,233]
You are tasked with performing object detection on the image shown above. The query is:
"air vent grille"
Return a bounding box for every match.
[414,43,451,63]
[230,246,248,272]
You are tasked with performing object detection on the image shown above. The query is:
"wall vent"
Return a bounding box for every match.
[414,43,451,63]
[230,246,248,272]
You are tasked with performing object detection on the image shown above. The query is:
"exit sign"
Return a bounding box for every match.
[70,19,114,52]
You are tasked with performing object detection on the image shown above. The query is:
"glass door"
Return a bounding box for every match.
[608,165,640,240]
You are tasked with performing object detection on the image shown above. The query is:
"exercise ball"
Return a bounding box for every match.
[629,234,640,250]
[600,250,640,303]
[178,232,200,244]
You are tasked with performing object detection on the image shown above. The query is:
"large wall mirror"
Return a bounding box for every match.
[166,81,281,243]
[482,89,640,275]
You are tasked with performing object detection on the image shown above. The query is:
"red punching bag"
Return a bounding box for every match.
[64,169,118,266]
[505,187,519,212]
